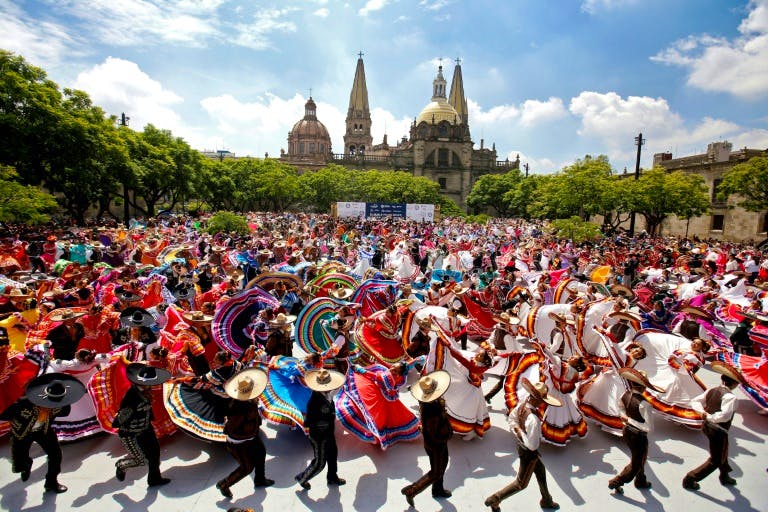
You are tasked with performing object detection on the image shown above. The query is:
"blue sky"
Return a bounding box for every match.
[2,0,767,173]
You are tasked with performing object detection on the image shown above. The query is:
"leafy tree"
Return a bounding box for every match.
[0,166,58,224]
[466,170,523,216]
[544,155,613,220]
[548,216,602,243]
[717,156,768,211]
[504,174,546,219]
[206,211,250,236]
[626,167,709,235]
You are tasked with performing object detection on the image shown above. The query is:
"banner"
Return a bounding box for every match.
[366,203,406,218]
[405,204,435,222]
[336,202,367,218]
[335,202,435,221]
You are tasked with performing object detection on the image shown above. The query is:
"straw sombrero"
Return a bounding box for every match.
[608,310,642,323]
[329,286,354,300]
[618,367,665,393]
[710,361,748,386]
[548,312,575,326]
[304,369,345,392]
[49,308,86,323]
[521,378,562,407]
[182,310,214,324]
[416,316,434,331]
[25,373,87,408]
[3,287,32,299]
[410,370,450,403]
[611,284,635,299]
[269,313,297,329]
[680,305,712,320]
[224,368,268,401]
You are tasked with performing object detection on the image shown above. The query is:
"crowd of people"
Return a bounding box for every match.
[0,212,766,510]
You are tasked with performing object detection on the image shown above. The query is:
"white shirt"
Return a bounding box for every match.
[690,386,737,425]
[508,401,543,451]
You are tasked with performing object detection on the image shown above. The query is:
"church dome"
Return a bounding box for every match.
[290,98,330,140]
[417,99,460,125]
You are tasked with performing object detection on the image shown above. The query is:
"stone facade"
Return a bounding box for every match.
[653,141,768,242]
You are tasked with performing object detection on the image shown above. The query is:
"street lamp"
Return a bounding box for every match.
[628,133,644,236]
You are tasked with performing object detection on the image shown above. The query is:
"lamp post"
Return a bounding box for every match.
[118,113,131,227]
[628,132,644,236]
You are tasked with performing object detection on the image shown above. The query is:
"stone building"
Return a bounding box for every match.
[280,96,333,172]
[653,141,768,242]
[280,56,517,208]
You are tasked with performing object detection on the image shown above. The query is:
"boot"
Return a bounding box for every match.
[401,486,415,507]
[44,480,68,493]
[216,480,233,498]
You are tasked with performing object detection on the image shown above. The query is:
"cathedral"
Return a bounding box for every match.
[280,56,518,208]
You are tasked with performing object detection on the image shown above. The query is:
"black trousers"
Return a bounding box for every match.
[296,432,338,483]
[686,423,730,482]
[117,429,162,482]
[404,441,449,496]
[611,425,649,486]
[11,428,62,485]
[221,435,267,486]
[488,445,553,504]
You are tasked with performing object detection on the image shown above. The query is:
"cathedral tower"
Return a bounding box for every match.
[448,58,469,132]
[344,53,373,156]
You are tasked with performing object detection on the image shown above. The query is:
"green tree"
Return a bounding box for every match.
[626,167,709,235]
[466,170,523,216]
[206,211,250,236]
[717,156,768,211]
[542,155,614,220]
[0,166,58,224]
[548,216,602,243]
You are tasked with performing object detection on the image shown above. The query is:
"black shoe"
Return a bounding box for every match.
[540,498,560,510]
[44,483,68,493]
[401,488,415,507]
[683,479,700,491]
[20,470,30,482]
[484,395,492,404]
[327,477,346,486]
[295,475,310,490]
[148,477,171,487]
[485,495,501,510]
[433,489,452,498]
[116,467,126,482]
[216,480,232,499]
[720,476,737,486]
[608,480,623,494]
[634,480,652,490]
[254,478,275,488]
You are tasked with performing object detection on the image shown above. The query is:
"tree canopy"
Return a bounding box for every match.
[717,156,768,212]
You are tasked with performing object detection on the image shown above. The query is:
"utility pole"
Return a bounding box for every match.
[117,113,130,227]
[523,162,529,178]
[628,132,644,236]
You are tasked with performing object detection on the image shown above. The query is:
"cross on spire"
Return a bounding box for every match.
[308,87,312,98]
[455,57,461,66]
[358,51,364,59]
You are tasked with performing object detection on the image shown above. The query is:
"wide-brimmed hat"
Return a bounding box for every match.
[329,286,354,300]
[173,286,195,301]
[608,310,642,323]
[416,316,434,331]
[182,310,214,324]
[25,373,87,408]
[116,289,142,302]
[521,378,562,407]
[126,363,171,386]
[611,284,635,299]
[269,313,296,329]
[681,305,712,320]
[224,368,268,401]
[410,370,451,403]
[618,367,665,392]
[548,312,575,326]
[494,312,520,327]
[304,368,345,392]
[120,307,155,328]
[3,287,32,299]
[452,285,469,296]
[49,308,86,322]
[710,361,748,386]
[90,241,105,250]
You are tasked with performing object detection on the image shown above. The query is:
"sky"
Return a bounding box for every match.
[2,0,768,174]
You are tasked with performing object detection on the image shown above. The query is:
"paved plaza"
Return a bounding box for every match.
[1,366,766,512]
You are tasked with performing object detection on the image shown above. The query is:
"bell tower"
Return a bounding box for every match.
[344,52,373,156]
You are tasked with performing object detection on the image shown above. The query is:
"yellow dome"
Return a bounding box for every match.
[416,98,461,125]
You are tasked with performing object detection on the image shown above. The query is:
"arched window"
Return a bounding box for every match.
[299,142,305,154]
[310,142,315,153]
[349,145,356,155]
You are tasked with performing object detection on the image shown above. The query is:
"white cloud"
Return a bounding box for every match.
[313,8,330,18]
[371,108,413,145]
[519,97,567,127]
[651,0,768,99]
[0,0,80,67]
[73,57,185,136]
[232,8,297,50]
[359,0,389,16]
[420,0,452,10]
[581,0,638,14]
[468,99,520,124]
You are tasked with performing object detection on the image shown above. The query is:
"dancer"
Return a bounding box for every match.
[484,378,562,511]
[401,370,453,507]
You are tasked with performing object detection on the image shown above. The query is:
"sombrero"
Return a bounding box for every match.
[25,373,87,408]
[268,313,297,329]
[126,363,171,386]
[521,378,562,407]
[611,284,635,299]
[410,370,450,403]
[182,310,214,324]
[608,310,642,323]
[710,361,748,386]
[329,286,354,300]
[173,286,195,301]
[115,289,142,302]
[304,369,345,392]
[416,316,434,331]
[618,367,665,393]
[3,287,32,299]
[548,312,575,326]
[224,368,268,401]
[49,308,86,322]
[120,307,155,328]
[452,285,469,296]
[680,305,712,320]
